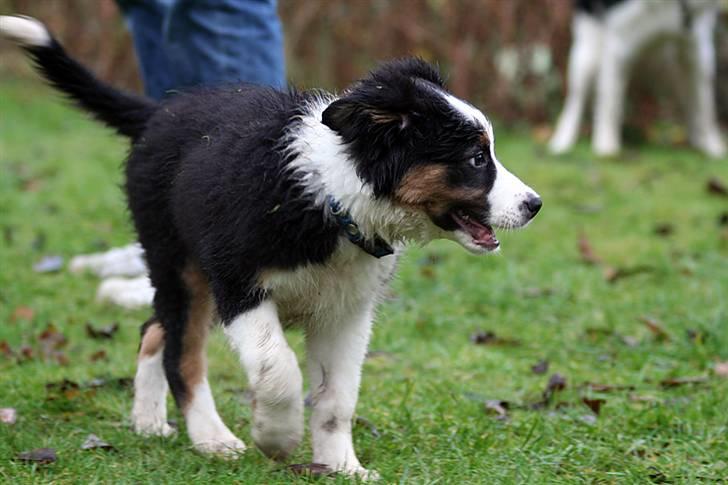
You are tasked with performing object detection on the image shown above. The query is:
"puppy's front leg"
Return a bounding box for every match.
[306,307,378,480]
[224,300,304,459]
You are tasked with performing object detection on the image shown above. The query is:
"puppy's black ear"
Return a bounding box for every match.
[322,98,409,136]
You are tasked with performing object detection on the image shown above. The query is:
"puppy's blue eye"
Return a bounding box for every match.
[470,152,486,168]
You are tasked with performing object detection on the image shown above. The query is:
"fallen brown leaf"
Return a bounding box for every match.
[582,397,606,415]
[81,434,115,451]
[89,350,108,362]
[16,448,56,464]
[10,306,35,322]
[287,463,333,477]
[714,361,728,378]
[603,265,654,283]
[629,393,659,403]
[531,373,568,409]
[0,341,14,359]
[33,255,63,273]
[653,223,674,237]
[582,382,635,392]
[484,400,509,420]
[0,408,17,424]
[470,330,521,346]
[86,322,119,340]
[531,359,549,375]
[578,234,601,265]
[38,324,68,363]
[707,177,728,197]
[719,212,728,226]
[660,376,709,388]
[354,416,381,438]
[639,316,670,341]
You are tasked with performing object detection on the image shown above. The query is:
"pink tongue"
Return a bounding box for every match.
[470,225,493,243]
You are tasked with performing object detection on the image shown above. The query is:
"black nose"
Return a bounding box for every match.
[523,194,542,218]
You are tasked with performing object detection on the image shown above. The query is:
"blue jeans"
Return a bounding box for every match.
[117,0,285,100]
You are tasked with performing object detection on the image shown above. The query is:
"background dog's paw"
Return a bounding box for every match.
[194,437,247,459]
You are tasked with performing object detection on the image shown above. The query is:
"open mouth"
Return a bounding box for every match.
[451,209,499,250]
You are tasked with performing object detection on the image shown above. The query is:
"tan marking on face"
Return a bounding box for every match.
[180,264,214,411]
[480,132,490,147]
[394,164,485,216]
[139,322,165,358]
[368,109,401,124]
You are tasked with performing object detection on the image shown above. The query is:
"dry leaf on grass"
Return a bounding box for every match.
[582,397,606,415]
[16,448,56,464]
[81,434,115,451]
[653,223,674,237]
[582,382,635,393]
[578,234,602,265]
[531,360,549,375]
[86,322,119,340]
[603,265,654,283]
[0,408,17,424]
[639,316,671,341]
[470,330,521,346]
[714,362,728,378]
[89,350,108,362]
[660,376,709,388]
[354,416,381,438]
[706,177,728,196]
[33,255,64,273]
[484,400,510,420]
[10,306,34,322]
[38,324,68,364]
[287,463,333,477]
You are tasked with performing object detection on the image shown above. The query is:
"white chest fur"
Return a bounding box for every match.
[259,242,399,328]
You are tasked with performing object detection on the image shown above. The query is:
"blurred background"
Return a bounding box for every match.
[1,0,727,141]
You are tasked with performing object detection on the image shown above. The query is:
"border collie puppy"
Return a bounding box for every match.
[550,0,725,158]
[1,15,541,478]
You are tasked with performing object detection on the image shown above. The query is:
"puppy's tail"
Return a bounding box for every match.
[0,15,156,139]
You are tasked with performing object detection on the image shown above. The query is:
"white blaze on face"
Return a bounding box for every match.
[443,92,540,230]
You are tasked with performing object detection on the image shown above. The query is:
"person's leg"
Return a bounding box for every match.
[116,0,176,100]
[164,0,285,90]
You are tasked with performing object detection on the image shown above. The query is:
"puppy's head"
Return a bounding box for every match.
[322,58,541,253]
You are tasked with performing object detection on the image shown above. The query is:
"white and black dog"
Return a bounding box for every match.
[550,0,726,158]
[0,16,541,478]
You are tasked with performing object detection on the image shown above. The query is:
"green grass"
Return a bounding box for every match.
[1,77,727,484]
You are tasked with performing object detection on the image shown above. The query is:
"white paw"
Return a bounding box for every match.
[252,407,304,460]
[548,131,576,155]
[341,466,380,481]
[194,436,247,459]
[133,420,176,437]
[696,134,726,159]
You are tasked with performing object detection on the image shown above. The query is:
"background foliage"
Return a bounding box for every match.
[1,0,727,131]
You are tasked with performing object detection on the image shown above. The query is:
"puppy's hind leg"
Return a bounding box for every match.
[146,264,244,457]
[550,13,603,154]
[131,318,175,437]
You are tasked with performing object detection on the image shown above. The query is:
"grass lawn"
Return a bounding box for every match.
[1,76,727,484]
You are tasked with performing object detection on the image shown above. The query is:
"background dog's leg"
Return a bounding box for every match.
[224,300,303,460]
[686,9,726,158]
[132,319,175,437]
[592,25,633,157]
[306,307,377,480]
[549,13,603,154]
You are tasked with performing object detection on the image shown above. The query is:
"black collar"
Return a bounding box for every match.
[326,195,394,258]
